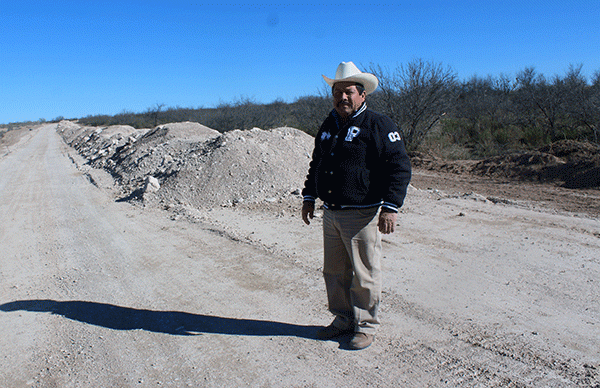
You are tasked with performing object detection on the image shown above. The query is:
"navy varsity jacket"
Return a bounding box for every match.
[302,104,412,212]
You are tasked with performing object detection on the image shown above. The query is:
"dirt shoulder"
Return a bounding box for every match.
[410,168,600,218]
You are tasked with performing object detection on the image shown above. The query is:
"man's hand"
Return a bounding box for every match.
[378,210,397,234]
[302,202,315,225]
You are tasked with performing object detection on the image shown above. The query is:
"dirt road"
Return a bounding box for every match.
[1,125,599,387]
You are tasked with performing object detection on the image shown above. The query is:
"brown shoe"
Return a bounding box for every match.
[316,323,352,340]
[348,333,374,350]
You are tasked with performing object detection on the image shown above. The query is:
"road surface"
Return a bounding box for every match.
[1,125,599,387]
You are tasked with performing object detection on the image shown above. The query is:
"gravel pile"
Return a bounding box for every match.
[58,121,314,210]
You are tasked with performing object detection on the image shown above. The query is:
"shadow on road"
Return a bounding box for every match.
[0,299,321,339]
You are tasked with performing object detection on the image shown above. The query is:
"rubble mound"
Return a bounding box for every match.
[58,121,314,209]
[101,122,221,183]
[151,127,314,208]
[58,121,149,168]
[135,121,220,146]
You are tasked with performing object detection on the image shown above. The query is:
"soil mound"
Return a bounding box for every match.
[412,140,600,189]
[472,140,600,188]
[539,139,600,160]
[408,152,475,175]
[58,121,314,209]
[150,127,314,209]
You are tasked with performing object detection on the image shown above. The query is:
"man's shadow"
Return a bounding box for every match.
[0,299,322,339]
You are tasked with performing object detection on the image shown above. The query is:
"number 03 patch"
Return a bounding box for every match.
[388,131,402,142]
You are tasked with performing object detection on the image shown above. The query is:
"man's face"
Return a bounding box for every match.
[333,82,366,119]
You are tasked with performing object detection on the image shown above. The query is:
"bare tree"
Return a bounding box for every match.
[591,70,600,143]
[562,64,599,142]
[450,74,515,153]
[370,59,457,150]
[514,67,572,142]
[147,103,166,127]
[291,93,331,136]
[513,65,600,144]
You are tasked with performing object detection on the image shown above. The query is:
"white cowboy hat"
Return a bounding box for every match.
[322,61,379,95]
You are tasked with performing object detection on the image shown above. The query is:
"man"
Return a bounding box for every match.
[302,62,411,350]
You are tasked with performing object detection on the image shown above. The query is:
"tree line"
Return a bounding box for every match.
[71,60,600,158]
[77,96,331,138]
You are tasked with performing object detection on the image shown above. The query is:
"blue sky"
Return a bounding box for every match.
[2,1,599,124]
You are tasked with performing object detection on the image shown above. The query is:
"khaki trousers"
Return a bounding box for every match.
[322,207,382,335]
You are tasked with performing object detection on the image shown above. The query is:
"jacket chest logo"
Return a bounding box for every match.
[345,126,361,142]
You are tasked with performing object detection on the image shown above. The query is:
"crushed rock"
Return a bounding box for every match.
[58,120,314,210]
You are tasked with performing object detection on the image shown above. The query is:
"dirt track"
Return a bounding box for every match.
[1,124,599,387]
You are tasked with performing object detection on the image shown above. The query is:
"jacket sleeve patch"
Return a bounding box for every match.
[388,131,402,142]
